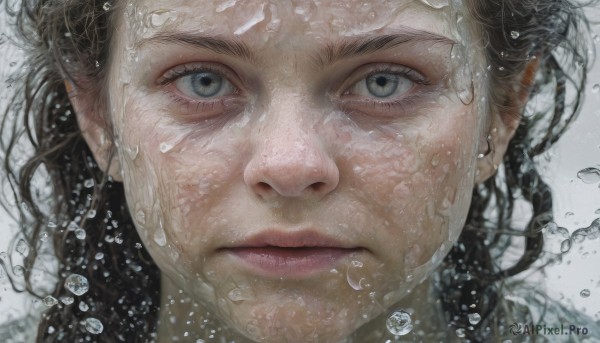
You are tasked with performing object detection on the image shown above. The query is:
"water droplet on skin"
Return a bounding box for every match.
[593,84,600,93]
[580,289,590,298]
[234,3,266,35]
[60,296,74,305]
[216,0,237,12]
[227,288,251,302]
[456,328,466,338]
[85,318,104,334]
[386,310,413,336]
[416,0,449,9]
[75,228,86,240]
[125,145,139,160]
[346,260,365,290]
[154,228,167,247]
[79,301,89,312]
[510,30,520,39]
[468,313,482,325]
[43,296,59,307]
[65,274,90,296]
[149,11,170,28]
[159,142,174,153]
[136,210,146,225]
[577,167,600,184]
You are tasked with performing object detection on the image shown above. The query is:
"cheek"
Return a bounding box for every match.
[333,106,478,270]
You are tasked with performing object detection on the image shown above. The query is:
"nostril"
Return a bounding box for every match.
[256,182,272,193]
[310,182,326,192]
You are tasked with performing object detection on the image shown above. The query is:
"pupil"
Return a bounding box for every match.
[200,76,213,87]
[376,76,387,87]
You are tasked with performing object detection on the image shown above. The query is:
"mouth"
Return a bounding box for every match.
[219,230,363,278]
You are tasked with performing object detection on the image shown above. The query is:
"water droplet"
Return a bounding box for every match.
[468,313,481,325]
[39,231,49,242]
[85,317,104,334]
[87,209,97,218]
[83,179,95,188]
[560,239,572,253]
[216,0,237,12]
[65,274,89,296]
[135,243,143,249]
[227,288,251,302]
[79,301,89,312]
[565,212,575,219]
[153,228,167,247]
[94,252,104,260]
[102,2,111,11]
[159,142,174,153]
[43,296,59,307]
[60,296,74,305]
[577,167,600,184]
[136,210,146,225]
[456,328,466,338]
[386,310,413,336]
[234,4,266,35]
[75,228,86,240]
[13,265,24,276]
[580,289,591,298]
[114,234,123,244]
[416,0,449,9]
[67,221,79,231]
[593,84,600,93]
[510,31,520,39]
[351,260,363,268]
[47,326,55,334]
[15,239,29,256]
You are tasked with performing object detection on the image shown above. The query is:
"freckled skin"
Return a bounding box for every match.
[103,0,487,342]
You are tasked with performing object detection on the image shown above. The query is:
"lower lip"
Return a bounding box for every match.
[225,247,358,278]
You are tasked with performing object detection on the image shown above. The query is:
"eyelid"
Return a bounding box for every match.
[341,63,429,96]
[157,62,241,89]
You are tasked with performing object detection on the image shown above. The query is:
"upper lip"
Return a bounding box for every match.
[222,229,359,249]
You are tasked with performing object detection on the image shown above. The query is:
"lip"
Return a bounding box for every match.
[219,230,363,278]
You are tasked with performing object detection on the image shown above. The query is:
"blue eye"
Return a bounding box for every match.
[175,71,235,98]
[350,71,414,99]
[366,74,401,98]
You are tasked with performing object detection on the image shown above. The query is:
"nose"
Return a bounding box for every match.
[244,119,339,201]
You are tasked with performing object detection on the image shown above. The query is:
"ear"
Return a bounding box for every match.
[475,59,540,184]
[66,80,123,182]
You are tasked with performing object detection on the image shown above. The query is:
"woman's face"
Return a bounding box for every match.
[101,0,488,341]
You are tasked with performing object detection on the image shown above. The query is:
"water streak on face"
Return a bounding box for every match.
[105,0,487,341]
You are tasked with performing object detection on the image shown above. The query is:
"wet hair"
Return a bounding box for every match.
[0,0,592,342]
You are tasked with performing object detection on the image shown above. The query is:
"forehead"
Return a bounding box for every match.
[119,0,464,47]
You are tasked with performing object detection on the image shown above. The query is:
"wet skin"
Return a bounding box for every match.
[73,0,513,341]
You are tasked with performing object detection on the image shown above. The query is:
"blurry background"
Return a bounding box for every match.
[0,1,599,332]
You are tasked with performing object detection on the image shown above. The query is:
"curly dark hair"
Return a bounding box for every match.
[0,0,593,342]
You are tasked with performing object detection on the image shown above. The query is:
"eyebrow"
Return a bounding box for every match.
[136,28,455,67]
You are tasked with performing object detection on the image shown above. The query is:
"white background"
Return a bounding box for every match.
[0,1,599,331]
